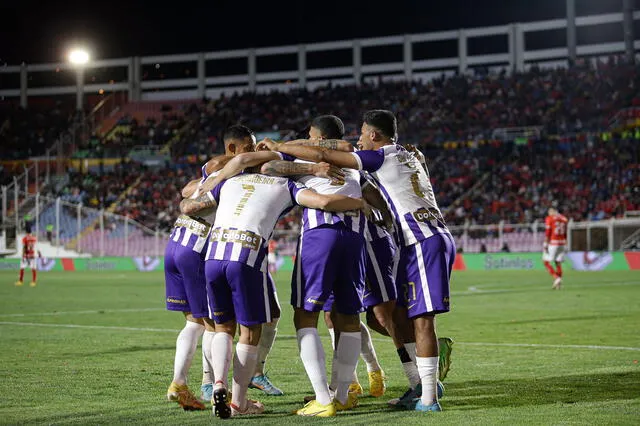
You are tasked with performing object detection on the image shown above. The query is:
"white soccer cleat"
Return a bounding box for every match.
[552,277,562,290]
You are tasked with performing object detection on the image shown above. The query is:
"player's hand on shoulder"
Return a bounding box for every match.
[313,162,345,185]
[256,138,277,151]
[404,143,426,164]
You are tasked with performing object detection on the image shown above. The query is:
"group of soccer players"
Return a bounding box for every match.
[163,109,457,418]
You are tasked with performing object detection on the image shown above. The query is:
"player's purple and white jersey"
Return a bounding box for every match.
[168,170,220,254]
[295,159,366,234]
[360,171,392,241]
[169,216,211,254]
[205,173,306,271]
[352,144,448,246]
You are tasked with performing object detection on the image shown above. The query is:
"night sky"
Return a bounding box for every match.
[0,0,632,65]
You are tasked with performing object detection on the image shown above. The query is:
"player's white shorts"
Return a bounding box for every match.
[268,253,277,264]
[20,258,37,269]
[543,244,566,262]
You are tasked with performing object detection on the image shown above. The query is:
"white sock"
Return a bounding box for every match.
[202,330,216,385]
[211,332,233,388]
[360,322,381,373]
[403,342,420,388]
[255,320,278,376]
[335,331,361,405]
[416,356,439,405]
[330,350,339,391]
[172,321,204,385]
[297,327,332,405]
[327,327,338,391]
[328,327,336,350]
[232,343,259,411]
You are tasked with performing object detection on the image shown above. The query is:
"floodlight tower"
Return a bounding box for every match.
[68,48,90,111]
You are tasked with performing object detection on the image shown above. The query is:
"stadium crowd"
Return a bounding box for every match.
[2,60,639,231]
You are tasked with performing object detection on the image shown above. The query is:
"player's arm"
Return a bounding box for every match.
[257,139,362,169]
[199,151,282,194]
[297,190,365,213]
[181,179,201,198]
[362,181,393,229]
[260,160,345,184]
[285,139,354,152]
[205,155,232,175]
[543,217,552,251]
[180,192,219,216]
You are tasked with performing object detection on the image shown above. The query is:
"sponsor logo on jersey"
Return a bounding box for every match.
[210,228,262,250]
[412,207,443,223]
[174,215,211,238]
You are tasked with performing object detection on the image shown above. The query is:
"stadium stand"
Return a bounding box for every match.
[2,60,638,255]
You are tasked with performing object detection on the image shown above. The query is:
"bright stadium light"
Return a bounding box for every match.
[68,49,90,65]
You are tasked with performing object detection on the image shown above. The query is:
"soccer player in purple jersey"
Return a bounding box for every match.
[165,125,258,410]
[180,162,366,418]
[258,110,455,413]
[260,115,391,398]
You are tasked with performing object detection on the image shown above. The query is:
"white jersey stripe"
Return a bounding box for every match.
[172,227,182,242]
[192,236,207,253]
[324,211,333,224]
[366,240,389,302]
[296,230,304,308]
[307,209,318,229]
[180,229,193,247]
[214,241,227,260]
[230,241,242,262]
[415,242,433,312]
[262,273,271,323]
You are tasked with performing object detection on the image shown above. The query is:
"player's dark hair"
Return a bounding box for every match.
[363,110,397,141]
[311,115,345,139]
[223,125,254,144]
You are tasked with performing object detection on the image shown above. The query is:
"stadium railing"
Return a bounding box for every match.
[272,219,640,255]
[1,191,168,257]
[3,190,638,257]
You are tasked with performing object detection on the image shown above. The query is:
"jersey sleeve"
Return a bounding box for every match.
[200,163,209,184]
[351,149,384,172]
[544,216,552,240]
[206,180,226,204]
[287,179,307,205]
[276,152,296,162]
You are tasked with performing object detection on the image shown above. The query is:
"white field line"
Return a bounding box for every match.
[0,308,165,318]
[1,281,637,318]
[1,320,639,352]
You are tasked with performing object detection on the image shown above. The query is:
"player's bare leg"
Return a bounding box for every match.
[230,324,265,416]
[211,320,236,419]
[413,314,441,411]
[168,312,206,410]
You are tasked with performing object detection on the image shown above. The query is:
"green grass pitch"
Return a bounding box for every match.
[0,269,639,425]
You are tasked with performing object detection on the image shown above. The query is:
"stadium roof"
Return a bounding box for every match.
[0,0,625,64]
